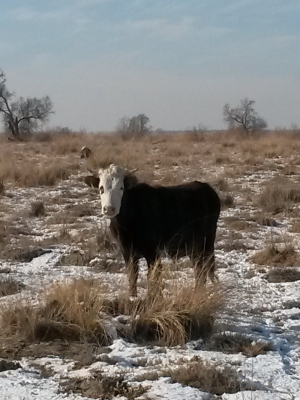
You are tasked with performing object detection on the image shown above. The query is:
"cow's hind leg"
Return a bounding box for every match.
[192,250,216,289]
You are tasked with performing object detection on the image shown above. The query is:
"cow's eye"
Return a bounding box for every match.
[120,187,124,191]
[100,186,104,195]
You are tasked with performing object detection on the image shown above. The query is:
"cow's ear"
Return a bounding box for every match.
[87,168,99,177]
[124,174,138,189]
[84,176,100,188]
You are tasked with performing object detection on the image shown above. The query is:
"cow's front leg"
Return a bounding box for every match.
[146,256,163,298]
[124,254,139,297]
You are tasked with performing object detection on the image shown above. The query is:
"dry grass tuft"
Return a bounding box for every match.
[205,333,272,356]
[220,193,235,209]
[265,267,300,283]
[30,201,46,217]
[0,278,109,344]
[130,284,222,345]
[0,360,22,372]
[164,358,241,395]
[290,221,300,233]
[259,180,300,214]
[7,247,52,263]
[101,281,223,346]
[0,278,24,297]
[58,227,118,267]
[0,180,4,195]
[252,214,280,227]
[0,162,73,187]
[61,373,147,400]
[251,242,298,267]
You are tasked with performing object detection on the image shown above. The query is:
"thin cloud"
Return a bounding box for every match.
[127,17,195,40]
[7,5,90,28]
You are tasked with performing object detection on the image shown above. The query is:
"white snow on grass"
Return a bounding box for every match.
[1,162,300,399]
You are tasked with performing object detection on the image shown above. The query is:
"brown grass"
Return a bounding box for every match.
[252,214,280,227]
[290,220,300,233]
[258,178,300,214]
[163,358,241,395]
[0,278,109,344]
[265,267,300,283]
[251,242,298,267]
[205,332,272,356]
[0,278,24,297]
[1,130,300,190]
[58,226,118,267]
[112,283,222,346]
[0,160,74,187]
[30,201,46,217]
[61,373,148,400]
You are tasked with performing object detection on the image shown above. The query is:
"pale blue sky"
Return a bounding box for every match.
[1,0,299,131]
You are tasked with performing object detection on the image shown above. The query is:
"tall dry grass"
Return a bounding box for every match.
[1,129,300,188]
[104,281,223,346]
[0,278,109,344]
[0,277,223,348]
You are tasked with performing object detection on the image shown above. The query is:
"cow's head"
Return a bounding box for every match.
[80,146,92,159]
[85,164,138,218]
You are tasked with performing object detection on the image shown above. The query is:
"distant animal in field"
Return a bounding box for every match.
[85,164,221,296]
[80,146,92,159]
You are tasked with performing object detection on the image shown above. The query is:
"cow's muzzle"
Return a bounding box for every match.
[103,205,117,218]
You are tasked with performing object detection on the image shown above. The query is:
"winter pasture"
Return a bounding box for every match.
[0,130,300,399]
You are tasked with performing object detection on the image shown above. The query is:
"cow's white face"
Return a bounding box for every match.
[98,165,127,218]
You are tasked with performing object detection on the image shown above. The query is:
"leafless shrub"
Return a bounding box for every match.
[163,358,241,395]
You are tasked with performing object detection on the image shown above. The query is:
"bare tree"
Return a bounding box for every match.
[223,98,267,134]
[0,69,54,138]
[116,114,152,138]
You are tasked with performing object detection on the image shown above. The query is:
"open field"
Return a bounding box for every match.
[0,130,300,399]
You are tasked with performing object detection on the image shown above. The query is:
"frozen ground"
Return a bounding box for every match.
[1,160,300,399]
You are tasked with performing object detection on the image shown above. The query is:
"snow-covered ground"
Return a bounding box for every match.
[1,155,300,400]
